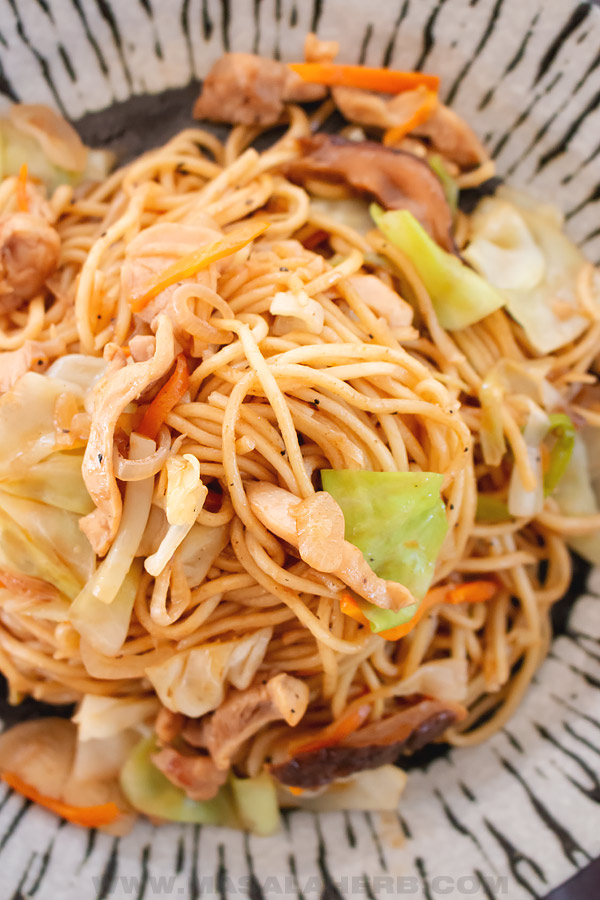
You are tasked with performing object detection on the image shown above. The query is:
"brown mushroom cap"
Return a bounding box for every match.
[286,134,455,251]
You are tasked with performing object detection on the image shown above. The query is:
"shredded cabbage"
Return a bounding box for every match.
[553,434,600,564]
[507,403,549,518]
[73,695,160,742]
[428,155,459,215]
[371,205,504,330]
[177,522,229,589]
[478,359,562,467]
[270,289,325,334]
[544,413,575,497]
[120,736,238,826]
[69,561,142,657]
[463,199,545,290]
[0,491,93,598]
[120,737,280,832]
[145,454,208,577]
[0,373,68,476]
[310,196,374,235]
[0,115,114,190]
[230,771,280,835]
[465,194,595,353]
[46,354,107,406]
[476,495,511,523]
[1,451,94,515]
[322,469,448,634]
[145,627,273,718]
[321,470,448,601]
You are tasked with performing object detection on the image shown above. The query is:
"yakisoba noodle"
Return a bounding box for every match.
[0,70,597,831]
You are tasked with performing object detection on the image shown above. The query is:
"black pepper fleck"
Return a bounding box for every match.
[98,453,103,463]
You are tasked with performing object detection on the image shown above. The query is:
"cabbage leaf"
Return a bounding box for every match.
[69,561,141,657]
[371,205,504,330]
[553,434,600,564]
[120,737,280,833]
[145,628,273,718]
[0,491,93,598]
[322,469,447,634]
[120,736,238,826]
[464,194,594,354]
[1,451,94,515]
[0,119,113,190]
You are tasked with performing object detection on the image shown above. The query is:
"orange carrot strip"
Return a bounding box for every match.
[2,771,120,828]
[446,580,497,605]
[382,90,439,146]
[130,220,269,313]
[138,353,189,441]
[340,580,497,643]
[340,591,369,626]
[16,164,29,213]
[288,703,372,756]
[287,786,305,796]
[378,586,448,641]
[288,62,439,94]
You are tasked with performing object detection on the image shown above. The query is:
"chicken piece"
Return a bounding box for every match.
[294,491,345,572]
[193,53,326,126]
[121,222,223,342]
[247,483,417,611]
[332,84,437,133]
[0,567,59,602]
[154,706,184,745]
[128,334,156,363]
[151,746,228,801]
[287,134,454,251]
[413,104,488,169]
[186,673,309,771]
[0,338,63,393]
[304,32,339,64]
[80,315,175,556]
[0,213,60,315]
[343,274,414,329]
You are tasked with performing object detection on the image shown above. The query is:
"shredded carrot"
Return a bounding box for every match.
[446,580,497,605]
[130,220,269,313]
[2,771,120,828]
[288,702,371,756]
[382,90,439,146]
[287,786,305,796]
[340,591,369,626]
[288,62,439,94]
[340,580,497,642]
[138,354,189,441]
[16,164,29,213]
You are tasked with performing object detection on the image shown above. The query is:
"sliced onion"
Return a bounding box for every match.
[0,718,76,798]
[10,104,88,172]
[508,403,549,518]
[114,426,170,482]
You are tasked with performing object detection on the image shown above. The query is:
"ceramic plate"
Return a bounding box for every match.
[0,1,599,898]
